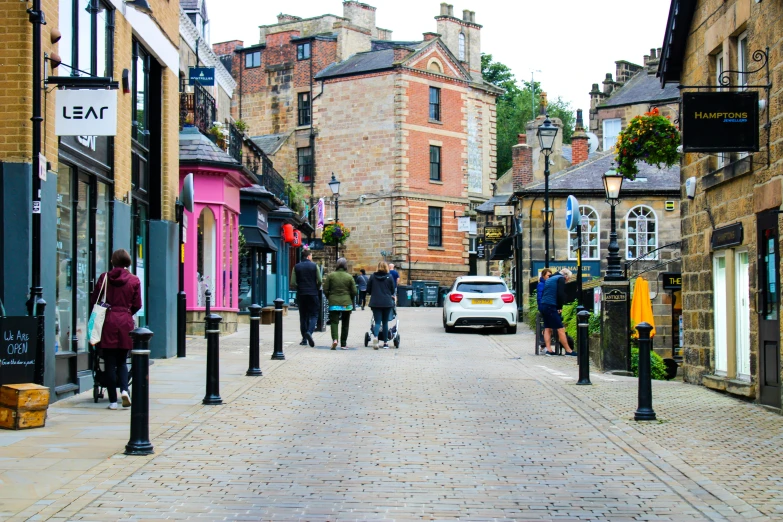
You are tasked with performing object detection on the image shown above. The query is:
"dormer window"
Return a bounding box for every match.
[297,42,311,60]
[458,33,466,61]
[245,51,261,69]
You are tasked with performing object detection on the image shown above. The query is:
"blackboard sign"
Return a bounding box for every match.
[711,223,743,250]
[0,317,38,385]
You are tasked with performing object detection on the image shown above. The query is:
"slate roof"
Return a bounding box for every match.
[476,194,512,214]
[371,40,424,51]
[250,133,290,156]
[600,70,679,108]
[179,126,239,165]
[523,151,679,195]
[315,48,397,79]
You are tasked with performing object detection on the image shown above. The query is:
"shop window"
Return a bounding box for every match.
[132,40,150,146]
[713,254,728,375]
[626,205,657,260]
[569,205,599,260]
[197,207,216,306]
[58,0,114,77]
[56,164,73,354]
[429,87,441,122]
[602,118,621,151]
[428,207,442,247]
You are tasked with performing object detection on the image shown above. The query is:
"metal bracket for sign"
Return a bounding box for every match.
[677,47,772,168]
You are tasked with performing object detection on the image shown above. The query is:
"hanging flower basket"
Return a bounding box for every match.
[322,221,351,245]
[615,108,681,179]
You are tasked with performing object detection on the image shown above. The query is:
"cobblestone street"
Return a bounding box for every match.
[3,307,783,521]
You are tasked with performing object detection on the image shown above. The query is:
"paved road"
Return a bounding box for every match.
[4,307,783,520]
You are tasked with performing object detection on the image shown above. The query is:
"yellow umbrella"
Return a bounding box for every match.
[630,276,656,338]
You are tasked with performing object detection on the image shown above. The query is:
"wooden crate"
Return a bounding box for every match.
[0,383,49,430]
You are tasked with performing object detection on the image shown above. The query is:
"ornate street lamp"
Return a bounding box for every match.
[603,165,625,280]
[537,116,558,268]
[328,173,341,261]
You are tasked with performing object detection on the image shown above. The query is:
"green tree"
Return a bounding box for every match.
[482,54,576,175]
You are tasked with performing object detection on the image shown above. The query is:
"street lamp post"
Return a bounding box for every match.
[328,173,341,262]
[602,166,625,280]
[537,116,558,269]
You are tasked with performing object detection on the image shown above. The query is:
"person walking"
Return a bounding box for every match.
[291,248,322,347]
[367,261,396,349]
[539,268,577,356]
[536,268,552,354]
[388,263,400,292]
[356,269,369,310]
[323,258,357,350]
[89,249,142,410]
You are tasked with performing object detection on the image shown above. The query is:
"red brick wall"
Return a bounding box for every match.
[408,199,466,266]
[512,142,532,191]
[571,135,588,165]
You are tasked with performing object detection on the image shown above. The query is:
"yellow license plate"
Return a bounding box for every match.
[472,298,493,305]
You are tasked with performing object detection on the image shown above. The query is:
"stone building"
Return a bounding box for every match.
[213,1,500,285]
[658,0,783,408]
[589,49,679,151]
[0,0,182,399]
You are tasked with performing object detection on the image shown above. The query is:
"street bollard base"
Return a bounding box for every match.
[634,409,657,421]
[246,368,263,376]
[271,353,286,361]
[124,442,154,456]
[202,396,223,405]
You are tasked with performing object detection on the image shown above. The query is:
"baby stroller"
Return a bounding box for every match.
[89,346,132,403]
[364,307,401,348]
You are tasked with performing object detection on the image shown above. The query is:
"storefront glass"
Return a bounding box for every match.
[56,165,73,354]
[75,177,91,352]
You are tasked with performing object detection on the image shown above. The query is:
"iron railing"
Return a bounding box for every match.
[226,120,243,163]
[241,143,288,204]
[179,81,216,136]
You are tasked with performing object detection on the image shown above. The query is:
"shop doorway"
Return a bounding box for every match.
[758,211,780,408]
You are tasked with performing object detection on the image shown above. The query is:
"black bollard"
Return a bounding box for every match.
[246,304,263,376]
[125,328,154,456]
[203,313,223,405]
[634,322,656,421]
[576,310,591,385]
[204,288,211,339]
[271,298,285,360]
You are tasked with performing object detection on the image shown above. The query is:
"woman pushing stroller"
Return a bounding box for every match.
[366,261,396,350]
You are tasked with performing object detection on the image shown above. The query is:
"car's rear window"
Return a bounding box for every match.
[456,282,507,293]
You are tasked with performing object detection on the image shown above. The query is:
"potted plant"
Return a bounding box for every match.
[234,119,249,134]
[615,108,681,179]
[208,123,226,150]
[322,221,351,245]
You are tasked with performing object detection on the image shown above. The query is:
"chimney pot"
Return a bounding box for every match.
[471,11,476,22]
[440,2,449,16]
[518,134,526,145]
[463,9,470,21]
[448,4,454,16]
[651,48,657,59]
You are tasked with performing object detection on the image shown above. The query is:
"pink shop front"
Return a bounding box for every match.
[181,166,252,334]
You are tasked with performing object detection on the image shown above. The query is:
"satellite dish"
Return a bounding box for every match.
[179,173,195,213]
[586,132,599,154]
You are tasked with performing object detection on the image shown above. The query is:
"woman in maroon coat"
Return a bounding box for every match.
[89,249,142,410]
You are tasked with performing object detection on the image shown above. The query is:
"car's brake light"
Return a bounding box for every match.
[449,293,464,303]
[501,293,515,303]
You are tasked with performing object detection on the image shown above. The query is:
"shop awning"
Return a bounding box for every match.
[242,226,278,251]
[489,236,515,260]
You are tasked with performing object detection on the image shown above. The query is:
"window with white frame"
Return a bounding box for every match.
[626,205,657,260]
[715,51,729,168]
[602,118,621,151]
[713,253,728,375]
[458,33,466,61]
[568,206,600,260]
[737,32,749,161]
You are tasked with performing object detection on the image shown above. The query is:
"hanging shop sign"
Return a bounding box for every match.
[711,223,743,250]
[662,272,682,290]
[682,92,759,152]
[476,236,485,259]
[0,317,38,386]
[484,226,505,243]
[494,205,514,216]
[457,216,471,232]
[56,89,118,136]
[189,67,216,86]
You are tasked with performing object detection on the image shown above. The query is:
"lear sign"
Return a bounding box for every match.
[56,89,118,136]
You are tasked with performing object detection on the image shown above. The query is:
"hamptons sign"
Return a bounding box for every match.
[56,89,118,136]
[681,92,759,152]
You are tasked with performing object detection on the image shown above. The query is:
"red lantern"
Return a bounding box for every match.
[292,230,302,247]
[282,223,294,243]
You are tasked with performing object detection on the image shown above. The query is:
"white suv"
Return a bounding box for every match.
[442,276,517,334]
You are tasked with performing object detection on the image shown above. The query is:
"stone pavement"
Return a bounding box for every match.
[2,307,783,521]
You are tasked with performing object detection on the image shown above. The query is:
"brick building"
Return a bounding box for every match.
[213,1,500,284]
[658,0,783,409]
[0,0,182,399]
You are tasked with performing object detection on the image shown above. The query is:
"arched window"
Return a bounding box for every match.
[458,33,466,61]
[626,205,658,260]
[197,207,217,305]
[427,59,442,73]
[569,206,600,260]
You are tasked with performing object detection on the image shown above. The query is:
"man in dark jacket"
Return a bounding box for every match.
[291,249,322,347]
[356,269,369,310]
[539,268,577,356]
[536,268,552,352]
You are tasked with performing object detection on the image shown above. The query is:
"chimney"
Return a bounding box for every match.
[463,9,470,21]
[571,109,589,166]
[470,11,476,22]
[512,135,533,192]
[440,2,449,15]
[602,73,615,95]
[423,32,440,41]
[448,4,454,16]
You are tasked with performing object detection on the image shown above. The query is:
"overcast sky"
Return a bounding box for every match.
[209,0,673,115]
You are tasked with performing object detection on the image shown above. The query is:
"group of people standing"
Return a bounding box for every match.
[291,250,401,350]
[536,268,577,357]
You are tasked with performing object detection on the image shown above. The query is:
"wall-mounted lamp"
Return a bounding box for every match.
[47,52,61,70]
[50,28,62,44]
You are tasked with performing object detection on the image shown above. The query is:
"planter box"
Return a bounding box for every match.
[0,383,49,430]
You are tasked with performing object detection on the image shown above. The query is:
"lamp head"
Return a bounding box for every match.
[328,173,340,196]
[603,165,624,202]
[537,116,558,152]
